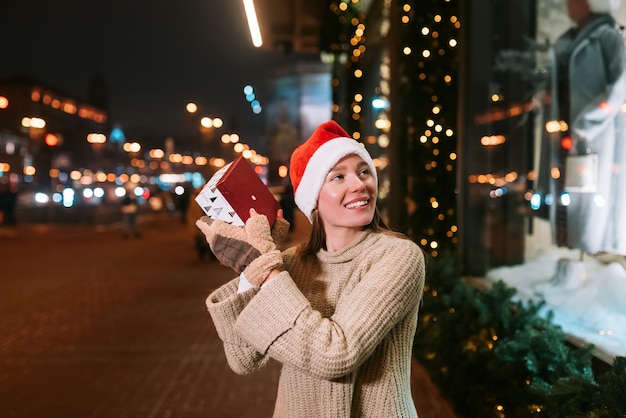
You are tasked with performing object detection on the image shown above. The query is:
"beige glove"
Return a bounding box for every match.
[196,211,284,286]
[270,216,290,248]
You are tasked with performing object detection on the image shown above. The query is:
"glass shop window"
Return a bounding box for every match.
[464,0,626,361]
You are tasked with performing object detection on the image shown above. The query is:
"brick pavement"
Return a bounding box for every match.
[0,213,456,418]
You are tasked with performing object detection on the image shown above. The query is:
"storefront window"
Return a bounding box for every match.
[462,0,626,361]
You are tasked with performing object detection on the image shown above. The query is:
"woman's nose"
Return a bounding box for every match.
[349,175,366,191]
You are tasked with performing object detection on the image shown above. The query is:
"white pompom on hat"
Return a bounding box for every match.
[588,0,621,13]
[289,121,377,223]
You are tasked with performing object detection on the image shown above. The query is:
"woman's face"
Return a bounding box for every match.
[317,154,377,233]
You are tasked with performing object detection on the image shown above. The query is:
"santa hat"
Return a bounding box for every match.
[589,0,621,13]
[289,121,377,223]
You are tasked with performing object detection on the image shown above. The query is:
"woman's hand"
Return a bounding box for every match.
[269,209,290,248]
[196,209,283,286]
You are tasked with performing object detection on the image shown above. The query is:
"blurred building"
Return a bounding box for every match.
[253,0,327,53]
[0,75,116,192]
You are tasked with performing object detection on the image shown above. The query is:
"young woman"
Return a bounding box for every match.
[197,120,425,417]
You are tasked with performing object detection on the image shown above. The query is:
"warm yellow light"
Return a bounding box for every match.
[123,142,141,153]
[545,120,559,132]
[201,117,214,128]
[374,118,391,130]
[22,117,46,128]
[186,102,198,113]
[378,134,390,148]
[87,133,106,144]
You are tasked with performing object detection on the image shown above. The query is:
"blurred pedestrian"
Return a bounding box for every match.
[196,121,426,417]
[187,188,213,261]
[176,185,191,224]
[0,180,17,226]
[120,192,140,238]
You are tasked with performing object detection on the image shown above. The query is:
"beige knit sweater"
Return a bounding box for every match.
[207,230,425,417]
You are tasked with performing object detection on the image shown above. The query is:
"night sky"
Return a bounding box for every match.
[0,0,319,146]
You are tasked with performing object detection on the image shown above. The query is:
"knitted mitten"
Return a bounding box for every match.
[270,216,290,248]
[196,214,283,286]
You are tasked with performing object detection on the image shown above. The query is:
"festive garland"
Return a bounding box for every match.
[413,253,626,418]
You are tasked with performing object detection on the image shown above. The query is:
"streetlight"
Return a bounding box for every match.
[243,0,263,47]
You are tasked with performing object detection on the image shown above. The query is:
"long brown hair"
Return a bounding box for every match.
[297,206,407,257]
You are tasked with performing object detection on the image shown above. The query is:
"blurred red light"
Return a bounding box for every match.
[45,133,59,146]
[599,101,612,112]
[561,136,573,150]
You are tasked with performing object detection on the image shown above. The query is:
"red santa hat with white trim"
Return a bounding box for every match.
[289,120,377,223]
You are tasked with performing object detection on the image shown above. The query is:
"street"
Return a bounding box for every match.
[0,212,456,418]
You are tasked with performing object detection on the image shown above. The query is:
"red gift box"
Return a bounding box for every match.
[195,156,280,226]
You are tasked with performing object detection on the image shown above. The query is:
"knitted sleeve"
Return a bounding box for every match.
[234,237,425,380]
[206,277,270,375]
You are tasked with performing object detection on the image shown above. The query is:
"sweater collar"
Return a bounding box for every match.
[317,230,373,264]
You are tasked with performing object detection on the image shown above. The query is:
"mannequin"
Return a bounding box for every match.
[540,0,626,289]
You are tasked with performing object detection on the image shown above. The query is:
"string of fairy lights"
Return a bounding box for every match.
[325,0,459,258]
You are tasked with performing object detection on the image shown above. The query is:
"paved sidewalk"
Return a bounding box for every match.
[0,213,455,418]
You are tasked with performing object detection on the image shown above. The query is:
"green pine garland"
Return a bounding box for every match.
[414,253,626,418]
